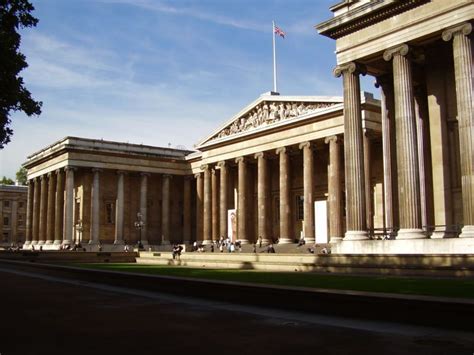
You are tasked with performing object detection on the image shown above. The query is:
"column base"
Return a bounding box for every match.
[430,227,456,239]
[396,228,427,239]
[278,238,293,244]
[202,239,213,245]
[53,239,62,245]
[45,240,53,245]
[88,240,99,245]
[24,241,31,245]
[62,240,72,246]
[329,237,343,243]
[303,238,315,244]
[38,240,46,245]
[31,240,38,245]
[344,231,369,241]
[459,225,474,238]
[236,239,250,245]
[114,240,124,245]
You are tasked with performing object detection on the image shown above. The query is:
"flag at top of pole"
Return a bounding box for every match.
[272,21,285,93]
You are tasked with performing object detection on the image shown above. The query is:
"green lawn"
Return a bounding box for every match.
[74,263,474,299]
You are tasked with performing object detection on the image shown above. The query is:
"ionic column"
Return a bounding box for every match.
[211,168,219,242]
[217,161,228,240]
[25,180,34,245]
[443,23,474,238]
[375,75,396,235]
[161,174,171,244]
[89,168,101,245]
[236,157,249,244]
[54,169,64,244]
[38,175,48,245]
[255,152,270,243]
[195,173,203,242]
[183,176,192,243]
[325,136,343,242]
[202,165,212,245]
[276,147,292,244]
[114,171,125,245]
[334,62,368,240]
[139,172,149,245]
[32,177,40,244]
[363,131,373,234]
[63,167,75,246]
[45,172,55,244]
[299,142,315,243]
[384,45,425,239]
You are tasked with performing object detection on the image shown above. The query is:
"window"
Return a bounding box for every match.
[3,216,10,226]
[2,232,8,242]
[105,202,115,224]
[19,201,24,208]
[296,195,304,221]
[18,214,24,226]
[3,200,10,208]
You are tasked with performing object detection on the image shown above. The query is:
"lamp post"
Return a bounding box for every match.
[134,212,145,250]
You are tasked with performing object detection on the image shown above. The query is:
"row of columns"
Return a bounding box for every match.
[334,22,473,239]
[194,137,344,244]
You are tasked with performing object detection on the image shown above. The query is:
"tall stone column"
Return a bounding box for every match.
[54,169,64,245]
[299,142,315,243]
[236,157,249,244]
[276,147,292,244]
[325,136,343,242]
[46,172,55,244]
[363,131,373,234]
[25,180,34,245]
[38,175,48,245]
[334,62,368,240]
[384,44,425,239]
[211,168,219,242]
[114,171,125,245]
[195,173,203,242]
[32,177,40,245]
[63,167,75,246]
[183,176,192,243]
[255,153,270,243]
[89,168,101,245]
[161,174,171,244]
[375,76,397,236]
[202,165,212,245]
[217,161,228,240]
[139,172,149,245]
[443,23,474,238]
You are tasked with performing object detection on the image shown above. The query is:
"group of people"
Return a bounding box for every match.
[172,244,183,259]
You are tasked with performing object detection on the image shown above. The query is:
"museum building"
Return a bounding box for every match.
[21,0,474,254]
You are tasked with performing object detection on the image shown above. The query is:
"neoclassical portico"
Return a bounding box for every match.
[317,0,474,253]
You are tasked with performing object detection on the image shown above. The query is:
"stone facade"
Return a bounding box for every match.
[22,93,384,250]
[0,184,27,246]
[317,0,474,252]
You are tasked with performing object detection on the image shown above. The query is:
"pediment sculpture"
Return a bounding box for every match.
[213,101,337,140]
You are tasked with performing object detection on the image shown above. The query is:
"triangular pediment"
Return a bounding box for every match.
[197,94,343,148]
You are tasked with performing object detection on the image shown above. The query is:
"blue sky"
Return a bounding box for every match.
[0,0,377,179]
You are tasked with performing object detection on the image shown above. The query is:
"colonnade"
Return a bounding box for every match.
[334,22,474,240]
[193,137,344,245]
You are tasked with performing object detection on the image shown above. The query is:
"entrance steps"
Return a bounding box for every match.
[136,251,474,276]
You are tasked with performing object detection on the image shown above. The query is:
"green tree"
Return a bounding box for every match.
[15,166,26,184]
[0,176,14,185]
[0,0,42,148]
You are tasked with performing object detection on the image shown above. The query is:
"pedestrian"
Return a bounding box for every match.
[253,243,257,253]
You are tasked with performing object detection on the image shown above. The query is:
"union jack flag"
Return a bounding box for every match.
[274,25,285,38]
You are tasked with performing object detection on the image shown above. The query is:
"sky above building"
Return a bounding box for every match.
[0,0,377,179]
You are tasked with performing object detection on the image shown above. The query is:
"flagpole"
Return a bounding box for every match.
[272,20,277,92]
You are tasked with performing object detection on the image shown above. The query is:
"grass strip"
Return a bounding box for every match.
[71,263,474,299]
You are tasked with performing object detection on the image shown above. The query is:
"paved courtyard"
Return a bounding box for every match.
[0,264,473,355]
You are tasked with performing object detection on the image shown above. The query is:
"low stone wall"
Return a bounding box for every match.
[0,251,137,263]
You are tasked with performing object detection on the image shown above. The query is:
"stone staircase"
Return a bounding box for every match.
[135,250,474,276]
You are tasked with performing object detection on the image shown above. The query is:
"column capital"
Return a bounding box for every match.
[139,171,150,177]
[383,44,409,62]
[254,152,267,159]
[194,172,202,179]
[235,156,246,164]
[211,168,217,176]
[333,62,366,78]
[40,175,47,181]
[200,164,209,171]
[47,171,54,178]
[324,135,340,145]
[92,168,102,173]
[64,166,77,173]
[442,22,472,42]
[216,161,226,168]
[116,170,128,175]
[162,174,173,179]
[298,141,312,150]
[275,146,287,155]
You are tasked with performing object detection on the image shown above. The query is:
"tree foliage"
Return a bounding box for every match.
[0,0,42,148]
[0,176,14,185]
[15,166,26,184]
